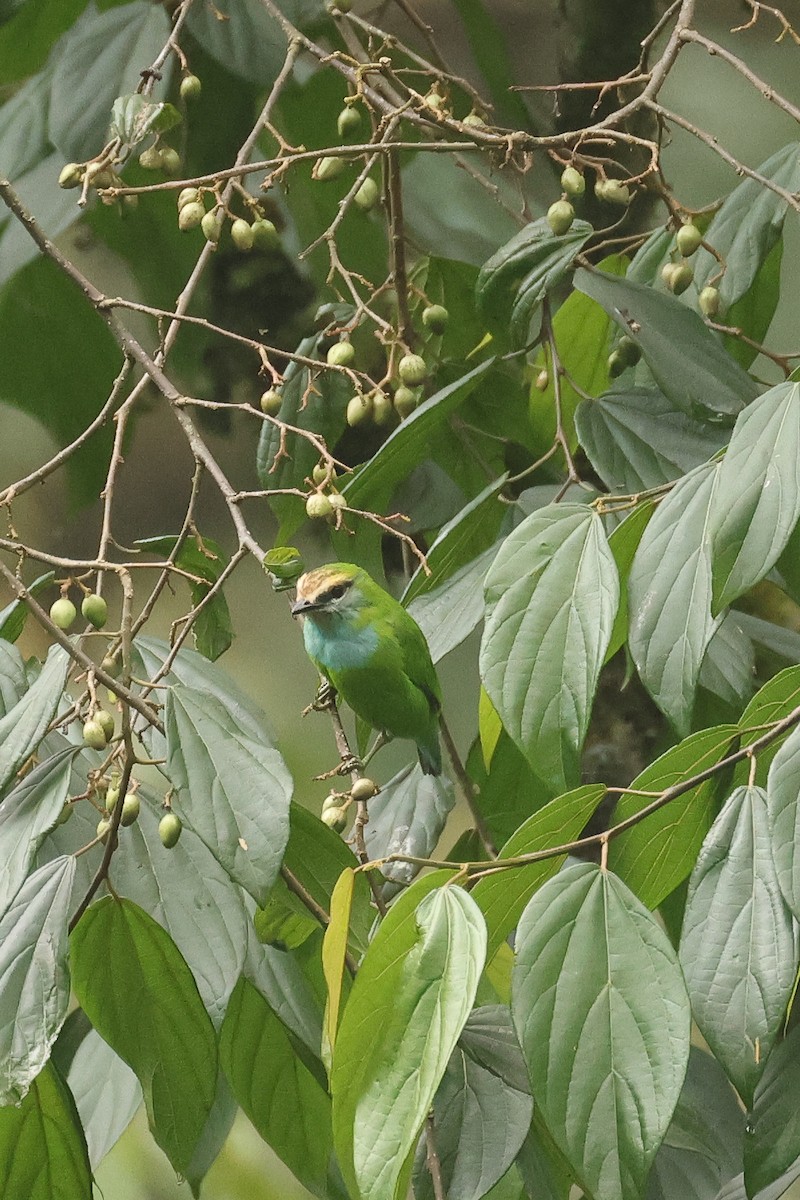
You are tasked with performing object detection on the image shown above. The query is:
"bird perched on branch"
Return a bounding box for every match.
[291,562,442,775]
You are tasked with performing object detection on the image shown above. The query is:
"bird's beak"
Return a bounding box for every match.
[290,597,316,617]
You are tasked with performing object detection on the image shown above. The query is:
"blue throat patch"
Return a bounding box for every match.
[302,612,379,671]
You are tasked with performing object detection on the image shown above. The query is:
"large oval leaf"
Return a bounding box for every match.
[745,1024,800,1196]
[0,1062,91,1200]
[766,721,800,918]
[512,862,691,1200]
[480,503,618,792]
[0,644,69,798]
[0,746,76,916]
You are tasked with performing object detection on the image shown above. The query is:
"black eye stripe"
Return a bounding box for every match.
[323,582,350,602]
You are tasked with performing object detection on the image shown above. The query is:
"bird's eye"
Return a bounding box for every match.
[327,584,348,601]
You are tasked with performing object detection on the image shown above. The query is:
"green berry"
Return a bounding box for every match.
[669,262,694,295]
[327,341,356,368]
[615,335,641,368]
[96,817,112,842]
[328,493,348,513]
[393,386,419,419]
[201,209,223,243]
[120,793,140,827]
[353,177,379,211]
[251,218,279,250]
[321,805,348,832]
[180,74,202,100]
[306,493,333,519]
[661,262,678,286]
[699,285,721,317]
[95,710,115,741]
[58,162,83,189]
[312,463,336,486]
[398,353,428,386]
[351,777,377,802]
[177,187,201,210]
[260,389,282,415]
[50,597,77,630]
[595,178,631,206]
[314,156,345,182]
[547,199,575,235]
[607,350,625,378]
[178,201,205,231]
[83,719,107,750]
[346,394,373,427]
[100,654,120,679]
[561,166,585,196]
[104,785,120,814]
[230,218,254,251]
[371,389,393,426]
[160,147,182,176]
[676,223,702,257]
[138,146,163,171]
[462,111,486,128]
[81,592,108,629]
[159,812,183,849]
[422,304,449,334]
[122,195,139,211]
[423,90,445,112]
[57,803,73,826]
[337,105,362,138]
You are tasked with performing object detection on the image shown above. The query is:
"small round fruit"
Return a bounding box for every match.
[595,178,631,206]
[83,719,107,750]
[547,199,575,235]
[50,597,77,630]
[230,218,254,251]
[669,262,694,295]
[104,785,120,814]
[346,394,373,426]
[160,147,181,176]
[306,493,334,520]
[84,162,111,186]
[661,262,679,287]
[353,177,379,211]
[534,368,549,392]
[312,462,336,486]
[327,341,356,368]
[328,493,348,514]
[178,201,205,231]
[699,285,721,317]
[371,389,392,426]
[422,304,449,334]
[462,111,486,128]
[314,155,345,182]
[607,350,626,378]
[676,222,702,257]
[138,146,163,171]
[177,187,201,210]
[393,386,419,419]
[321,805,348,832]
[120,793,140,827]
[95,710,115,741]
[58,162,83,189]
[423,90,445,112]
[100,654,120,679]
[398,353,428,386]
[260,389,282,415]
[561,165,585,196]
[57,803,73,826]
[201,209,223,243]
[337,105,362,138]
[180,73,202,100]
[159,812,183,849]
[615,335,641,368]
[251,218,279,250]
[351,776,378,802]
[81,592,108,629]
[96,817,112,842]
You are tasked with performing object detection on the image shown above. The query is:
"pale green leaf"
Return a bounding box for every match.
[0,645,69,797]
[0,1063,91,1200]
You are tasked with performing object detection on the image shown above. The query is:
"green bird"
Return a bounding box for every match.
[291,562,442,775]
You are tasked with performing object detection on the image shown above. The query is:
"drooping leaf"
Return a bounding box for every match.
[70,896,218,1175]
[512,862,691,1200]
[363,764,455,889]
[467,730,551,849]
[0,746,76,915]
[187,0,321,85]
[480,504,619,792]
[699,616,755,713]
[164,684,292,906]
[745,1025,800,1196]
[0,644,69,799]
[409,544,498,665]
[724,239,783,369]
[332,877,486,1200]
[135,532,233,660]
[766,720,800,919]
[0,571,55,644]
[0,641,29,717]
[61,1019,141,1169]
[322,868,355,1064]
[679,786,798,1104]
[0,855,75,1106]
[606,502,654,662]
[0,1062,92,1200]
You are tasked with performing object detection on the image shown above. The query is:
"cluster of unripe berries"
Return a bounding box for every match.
[320,776,377,832]
[94,783,182,850]
[660,221,721,317]
[175,187,281,251]
[546,165,632,236]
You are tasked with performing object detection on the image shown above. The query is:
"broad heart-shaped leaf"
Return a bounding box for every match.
[512,863,691,1200]
[70,896,218,1176]
[164,684,292,907]
[608,724,739,910]
[679,786,798,1105]
[699,616,755,713]
[574,267,758,419]
[0,855,75,1105]
[575,386,727,493]
[412,1006,533,1200]
[135,533,233,661]
[220,975,334,1198]
[467,729,551,850]
[409,544,498,666]
[647,1047,743,1200]
[628,461,722,735]
[735,664,800,789]
[480,504,619,793]
[707,382,800,613]
[473,784,606,960]
[0,746,76,915]
[0,644,69,798]
[0,1062,91,1200]
[745,1024,800,1196]
[476,218,593,347]
[332,877,486,1200]
[766,720,800,919]
[363,764,455,890]
[693,142,800,311]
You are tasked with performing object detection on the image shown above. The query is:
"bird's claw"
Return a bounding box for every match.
[314,753,363,781]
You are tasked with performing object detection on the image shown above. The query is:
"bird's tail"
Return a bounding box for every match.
[418,736,442,776]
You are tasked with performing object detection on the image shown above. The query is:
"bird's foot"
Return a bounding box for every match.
[302,680,337,717]
[314,753,363,781]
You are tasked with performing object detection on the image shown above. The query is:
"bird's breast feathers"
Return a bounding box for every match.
[302,611,380,672]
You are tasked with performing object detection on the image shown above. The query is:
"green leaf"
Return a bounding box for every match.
[472,783,605,962]
[109,93,180,145]
[187,0,319,85]
[0,855,75,1105]
[363,764,455,890]
[608,724,739,909]
[724,239,783,369]
[220,975,333,1196]
[413,1006,533,1200]
[467,730,551,849]
[0,1062,92,1200]
[449,0,530,126]
[0,747,76,914]
[766,720,800,920]
[0,644,69,798]
[409,544,498,665]
[255,873,320,950]
[606,503,654,662]
[164,684,292,906]
[575,386,726,493]
[0,641,29,716]
[477,218,593,347]
[243,931,325,1064]
[574,267,758,419]
[135,532,233,660]
[322,868,354,1064]
[745,1025,800,1196]
[628,461,722,734]
[0,571,55,644]
[332,878,486,1200]
[699,616,755,713]
[70,896,218,1175]
[480,504,619,792]
[737,664,800,786]
[679,786,797,1104]
[708,382,800,613]
[0,0,87,83]
[512,862,691,1200]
